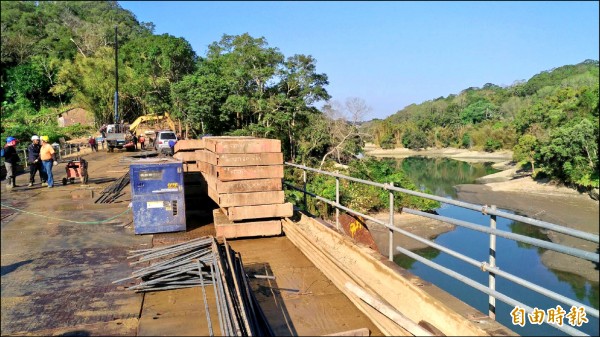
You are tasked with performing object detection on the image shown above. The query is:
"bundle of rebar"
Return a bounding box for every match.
[95,172,130,203]
[215,239,274,336]
[114,236,273,336]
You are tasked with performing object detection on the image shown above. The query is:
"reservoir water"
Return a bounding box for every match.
[393,157,599,336]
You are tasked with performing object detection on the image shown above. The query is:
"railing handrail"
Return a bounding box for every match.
[285,162,599,243]
[283,162,599,336]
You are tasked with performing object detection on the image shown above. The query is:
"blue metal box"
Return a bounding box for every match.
[130,158,186,234]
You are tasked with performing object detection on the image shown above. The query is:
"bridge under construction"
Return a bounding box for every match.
[0,137,597,336]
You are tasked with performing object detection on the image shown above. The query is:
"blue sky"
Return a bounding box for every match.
[118,1,599,121]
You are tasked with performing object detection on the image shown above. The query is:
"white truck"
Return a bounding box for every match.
[105,123,133,152]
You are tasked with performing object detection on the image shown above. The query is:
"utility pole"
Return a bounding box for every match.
[114,26,119,131]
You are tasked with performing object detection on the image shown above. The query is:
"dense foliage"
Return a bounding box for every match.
[285,158,440,218]
[368,61,599,189]
[0,1,338,165]
[1,0,155,142]
[2,1,597,196]
[170,33,331,162]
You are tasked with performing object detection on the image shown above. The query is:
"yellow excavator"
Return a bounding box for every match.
[129,112,177,137]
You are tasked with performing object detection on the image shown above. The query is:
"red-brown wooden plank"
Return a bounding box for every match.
[201,173,282,193]
[223,202,293,221]
[208,189,284,207]
[196,150,282,167]
[174,139,204,152]
[203,137,281,154]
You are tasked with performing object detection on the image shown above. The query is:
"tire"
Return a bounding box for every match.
[62,177,67,185]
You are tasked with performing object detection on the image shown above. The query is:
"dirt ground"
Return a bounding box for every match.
[1,147,152,336]
[364,143,513,163]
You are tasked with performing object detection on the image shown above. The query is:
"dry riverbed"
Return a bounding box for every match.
[456,176,599,283]
[364,143,513,163]
[364,144,599,282]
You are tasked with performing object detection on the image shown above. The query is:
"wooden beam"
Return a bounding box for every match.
[345,282,433,337]
[201,172,282,193]
[174,139,204,152]
[196,150,283,167]
[224,203,293,221]
[282,219,411,336]
[204,137,281,154]
[324,327,370,336]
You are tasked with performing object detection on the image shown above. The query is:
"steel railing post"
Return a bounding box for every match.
[389,182,394,261]
[489,204,497,320]
[303,169,307,211]
[336,177,340,231]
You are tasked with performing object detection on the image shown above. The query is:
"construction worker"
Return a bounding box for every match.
[88,136,98,152]
[2,136,20,190]
[138,134,145,150]
[40,136,58,188]
[27,135,47,187]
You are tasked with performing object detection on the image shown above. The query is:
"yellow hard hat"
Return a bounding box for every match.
[41,136,49,142]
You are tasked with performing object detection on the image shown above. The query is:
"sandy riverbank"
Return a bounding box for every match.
[366,212,456,255]
[456,176,599,282]
[364,143,513,163]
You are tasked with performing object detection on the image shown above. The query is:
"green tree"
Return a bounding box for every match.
[171,33,329,160]
[4,61,51,110]
[460,100,498,124]
[51,47,125,124]
[538,119,599,188]
[513,134,539,174]
[402,128,430,150]
[121,33,196,115]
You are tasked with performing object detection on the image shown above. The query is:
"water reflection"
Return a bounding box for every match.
[391,156,599,336]
[400,156,498,198]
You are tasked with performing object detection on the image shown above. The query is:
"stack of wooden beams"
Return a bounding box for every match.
[174,140,205,173]
[173,140,207,202]
[196,137,292,238]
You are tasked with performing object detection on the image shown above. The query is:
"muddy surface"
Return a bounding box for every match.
[1,148,152,335]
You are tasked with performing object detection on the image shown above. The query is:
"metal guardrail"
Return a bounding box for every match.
[1,143,88,180]
[284,162,599,336]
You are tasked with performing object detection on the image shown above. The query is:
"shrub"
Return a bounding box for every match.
[484,138,502,152]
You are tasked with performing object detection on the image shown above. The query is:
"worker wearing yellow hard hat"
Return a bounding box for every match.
[39,136,58,188]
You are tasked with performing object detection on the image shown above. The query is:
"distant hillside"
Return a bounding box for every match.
[367,60,599,189]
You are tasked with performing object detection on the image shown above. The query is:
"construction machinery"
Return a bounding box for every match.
[62,158,89,185]
[105,27,177,152]
[129,112,176,137]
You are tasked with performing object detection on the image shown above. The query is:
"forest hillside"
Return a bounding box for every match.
[365,60,599,189]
